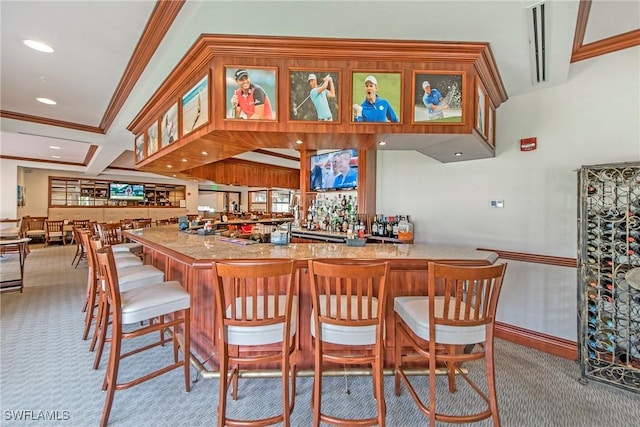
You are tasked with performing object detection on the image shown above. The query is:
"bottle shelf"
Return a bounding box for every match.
[578,162,640,393]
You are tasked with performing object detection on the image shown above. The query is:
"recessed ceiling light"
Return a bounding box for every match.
[182,158,188,162]
[201,151,208,155]
[295,139,303,144]
[23,39,54,53]
[36,97,57,105]
[49,145,61,150]
[454,152,463,156]
[378,141,387,146]
[167,165,173,168]
[172,174,177,177]
[51,155,61,159]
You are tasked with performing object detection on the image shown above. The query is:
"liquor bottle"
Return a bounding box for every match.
[371,216,379,236]
[397,215,414,242]
[392,216,399,239]
[385,217,393,237]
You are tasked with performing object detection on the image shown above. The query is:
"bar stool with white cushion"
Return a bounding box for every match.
[212,259,298,427]
[87,237,166,369]
[394,262,507,427]
[307,259,390,427]
[95,246,191,427]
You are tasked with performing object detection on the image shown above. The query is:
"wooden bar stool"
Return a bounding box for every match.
[307,259,390,427]
[95,246,191,427]
[86,236,166,370]
[394,262,507,427]
[212,259,298,427]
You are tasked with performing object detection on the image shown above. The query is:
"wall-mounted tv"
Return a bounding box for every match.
[310,149,358,191]
[109,183,145,201]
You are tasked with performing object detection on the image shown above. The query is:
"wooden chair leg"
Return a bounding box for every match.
[183,309,191,392]
[231,346,239,401]
[312,340,322,427]
[100,326,121,427]
[281,349,291,426]
[82,282,97,340]
[394,317,403,396]
[375,357,386,427]
[218,342,228,427]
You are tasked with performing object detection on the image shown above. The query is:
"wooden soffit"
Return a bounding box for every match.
[129,34,507,175]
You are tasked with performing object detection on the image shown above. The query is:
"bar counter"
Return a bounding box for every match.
[125,226,498,371]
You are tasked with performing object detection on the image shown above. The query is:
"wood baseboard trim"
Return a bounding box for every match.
[495,322,577,361]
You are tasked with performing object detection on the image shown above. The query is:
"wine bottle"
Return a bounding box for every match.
[371,216,379,236]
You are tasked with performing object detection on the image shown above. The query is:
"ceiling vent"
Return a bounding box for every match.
[527,1,547,85]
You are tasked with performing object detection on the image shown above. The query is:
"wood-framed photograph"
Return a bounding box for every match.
[351,71,401,123]
[134,134,144,163]
[225,66,277,121]
[412,71,463,124]
[476,81,487,138]
[181,74,209,136]
[161,102,178,148]
[488,104,496,147]
[288,69,339,122]
[146,121,159,157]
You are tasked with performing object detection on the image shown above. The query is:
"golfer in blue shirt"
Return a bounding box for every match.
[353,75,399,123]
[422,81,448,119]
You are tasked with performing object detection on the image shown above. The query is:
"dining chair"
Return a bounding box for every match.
[94,245,191,427]
[132,218,152,229]
[212,259,298,427]
[71,226,88,268]
[394,262,507,427]
[307,259,390,427]
[69,219,90,244]
[44,219,65,246]
[25,216,47,243]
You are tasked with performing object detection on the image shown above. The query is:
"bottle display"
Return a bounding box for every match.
[303,192,414,242]
[578,162,640,392]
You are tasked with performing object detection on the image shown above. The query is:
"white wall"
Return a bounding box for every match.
[0,160,18,219]
[377,47,640,340]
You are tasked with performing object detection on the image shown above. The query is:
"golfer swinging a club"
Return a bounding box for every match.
[230,69,273,120]
[353,75,399,123]
[307,73,335,121]
[422,81,449,119]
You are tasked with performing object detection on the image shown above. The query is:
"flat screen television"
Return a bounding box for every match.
[109,183,145,201]
[309,149,359,191]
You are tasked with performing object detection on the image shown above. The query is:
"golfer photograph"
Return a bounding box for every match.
[413,72,463,123]
[351,72,401,123]
[289,70,339,122]
[225,67,277,120]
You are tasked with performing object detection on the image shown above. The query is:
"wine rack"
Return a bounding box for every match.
[578,162,640,392]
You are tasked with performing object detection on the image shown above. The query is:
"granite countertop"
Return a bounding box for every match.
[126,226,498,263]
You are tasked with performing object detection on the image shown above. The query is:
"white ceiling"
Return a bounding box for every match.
[1,0,638,176]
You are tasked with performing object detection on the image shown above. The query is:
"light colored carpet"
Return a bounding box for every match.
[1,244,639,426]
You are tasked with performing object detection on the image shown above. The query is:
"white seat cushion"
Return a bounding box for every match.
[394,296,486,345]
[113,252,143,268]
[117,265,165,292]
[226,296,298,346]
[311,295,379,346]
[120,281,190,324]
[112,242,143,253]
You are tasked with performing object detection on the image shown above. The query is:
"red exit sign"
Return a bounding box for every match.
[520,137,537,151]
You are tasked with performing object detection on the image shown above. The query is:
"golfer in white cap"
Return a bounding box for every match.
[353,74,399,122]
[307,73,335,121]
